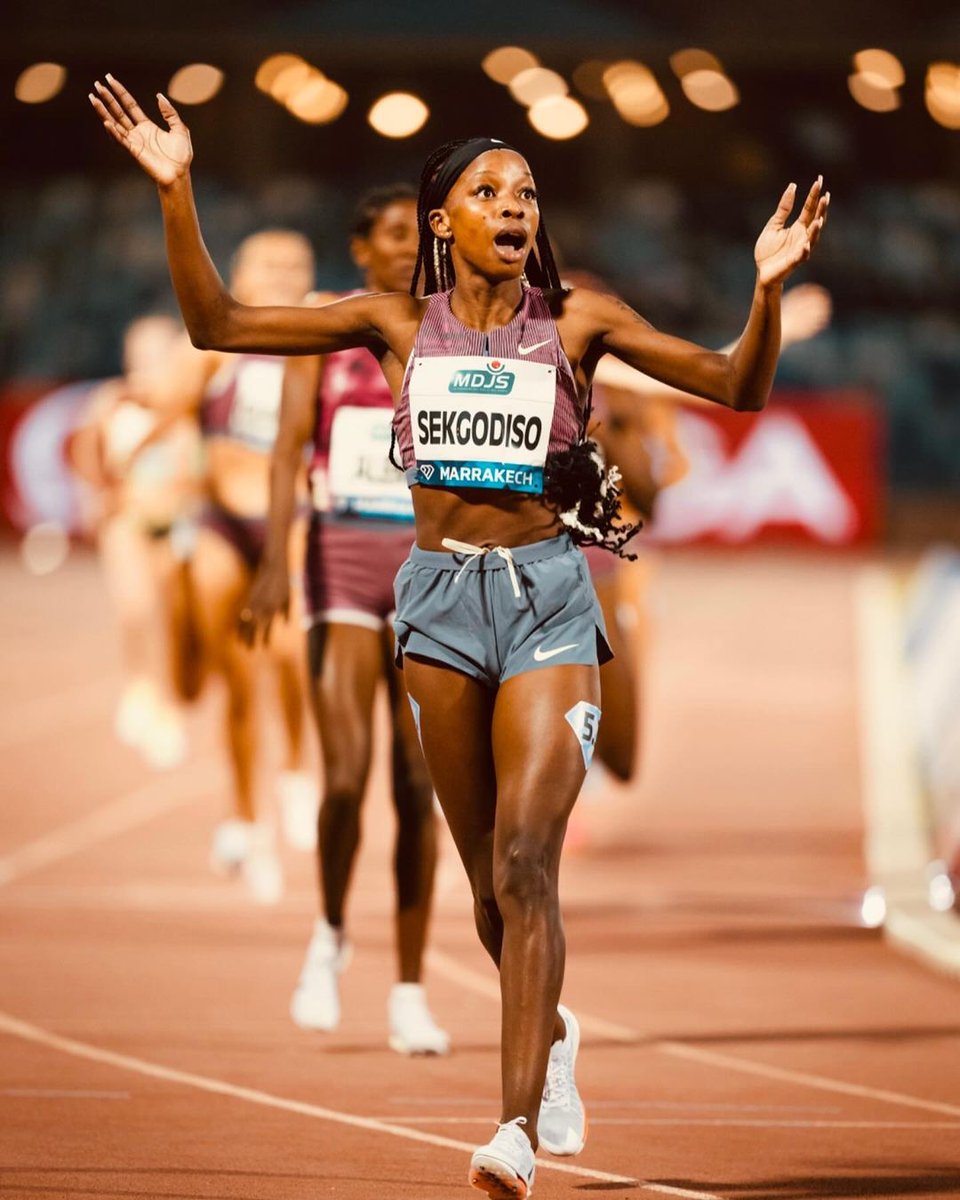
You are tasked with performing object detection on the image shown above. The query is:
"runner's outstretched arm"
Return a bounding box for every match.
[593,282,832,403]
[575,179,829,412]
[89,76,399,356]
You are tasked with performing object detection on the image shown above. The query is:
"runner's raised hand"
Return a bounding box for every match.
[89,74,192,187]
[754,177,830,288]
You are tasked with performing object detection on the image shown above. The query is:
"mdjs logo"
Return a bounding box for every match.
[448,360,515,395]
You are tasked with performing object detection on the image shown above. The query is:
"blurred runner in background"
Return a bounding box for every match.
[67,313,203,770]
[243,186,449,1054]
[157,230,318,903]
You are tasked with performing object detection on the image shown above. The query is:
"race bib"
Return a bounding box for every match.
[327,405,413,520]
[409,356,556,493]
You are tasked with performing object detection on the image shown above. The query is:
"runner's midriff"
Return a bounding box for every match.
[411,486,562,551]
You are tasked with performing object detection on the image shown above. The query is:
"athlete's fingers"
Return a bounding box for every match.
[797,176,823,227]
[105,73,149,125]
[88,94,128,144]
[156,92,184,129]
[94,80,133,130]
[768,182,796,230]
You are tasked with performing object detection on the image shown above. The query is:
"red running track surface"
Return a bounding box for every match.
[1,548,959,1199]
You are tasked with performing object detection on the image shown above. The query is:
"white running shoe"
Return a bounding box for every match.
[114,678,158,749]
[537,1005,587,1156]
[290,918,352,1031]
[241,824,284,905]
[276,769,319,852]
[140,703,188,771]
[209,818,253,875]
[469,1117,536,1198]
[388,983,450,1056]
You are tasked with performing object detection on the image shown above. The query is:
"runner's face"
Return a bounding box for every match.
[123,317,180,388]
[351,199,419,294]
[231,234,315,306]
[432,150,540,284]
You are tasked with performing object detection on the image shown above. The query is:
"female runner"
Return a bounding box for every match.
[242,185,449,1054]
[157,228,319,902]
[583,282,834,787]
[68,313,202,769]
[91,76,828,1198]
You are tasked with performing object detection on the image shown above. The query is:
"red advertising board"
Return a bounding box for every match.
[0,382,884,546]
[0,380,99,534]
[648,390,884,547]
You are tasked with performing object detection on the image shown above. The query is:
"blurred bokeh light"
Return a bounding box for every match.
[167,64,224,106]
[367,92,429,138]
[15,62,67,104]
[528,95,589,140]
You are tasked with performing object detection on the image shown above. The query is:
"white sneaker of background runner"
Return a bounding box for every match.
[537,1005,587,1156]
[469,1116,536,1198]
[241,823,284,905]
[208,818,253,875]
[388,983,451,1055]
[276,769,319,852]
[290,918,352,1031]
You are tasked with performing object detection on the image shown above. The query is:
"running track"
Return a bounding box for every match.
[2,548,959,1199]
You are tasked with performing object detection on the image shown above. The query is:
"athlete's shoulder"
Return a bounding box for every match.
[556,285,648,334]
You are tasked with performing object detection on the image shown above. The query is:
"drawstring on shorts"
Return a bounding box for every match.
[441,538,522,602]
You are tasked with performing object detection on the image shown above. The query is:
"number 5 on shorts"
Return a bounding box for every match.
[565,701,602,769]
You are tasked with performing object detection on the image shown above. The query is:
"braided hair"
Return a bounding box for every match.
[404,138,641,558]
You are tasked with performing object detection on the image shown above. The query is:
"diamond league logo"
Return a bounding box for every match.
[419,463,435,480]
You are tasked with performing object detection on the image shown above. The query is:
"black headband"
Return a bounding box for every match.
[425,137,520,211]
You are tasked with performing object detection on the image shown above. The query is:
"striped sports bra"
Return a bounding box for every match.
[392,287,588,495]
[201,353,286,455]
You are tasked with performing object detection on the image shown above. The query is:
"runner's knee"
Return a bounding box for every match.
[493,833,556,912]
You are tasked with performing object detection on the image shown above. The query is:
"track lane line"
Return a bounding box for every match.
[0,758,219,887]
[0,1009,722,1199]
[657,1042,960,1119]
[427,949,960,1119]
[371,1115,960,1129]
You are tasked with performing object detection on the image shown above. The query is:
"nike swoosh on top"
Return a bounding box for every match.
[517,339,552,356]
[533,642,579,662]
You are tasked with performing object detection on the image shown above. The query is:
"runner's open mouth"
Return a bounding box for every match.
[494,230,527,250]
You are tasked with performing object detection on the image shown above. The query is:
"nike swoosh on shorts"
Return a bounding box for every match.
[517,339,552,356]
[533,642,579,662]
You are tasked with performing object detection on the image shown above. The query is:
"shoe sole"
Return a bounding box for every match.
[469,1160,531,1199]
[538,1007,587,1157]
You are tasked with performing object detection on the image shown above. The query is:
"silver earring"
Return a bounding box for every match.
[433,238,443,284]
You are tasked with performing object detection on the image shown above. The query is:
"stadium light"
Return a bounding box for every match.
[15,62,66,104]
[848,72,900,112]
[482,47,539,85]
[669,48,723,79]
[604,62,669,127]
[509,68,568,108]
[368,92,429,138]
[528,95,589,140]
[681,69,739,112]
[853,48,905,89]
[168,64,224,106]
[255,54,304,94]
[287,76,348,125]
[926,62,960,129]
